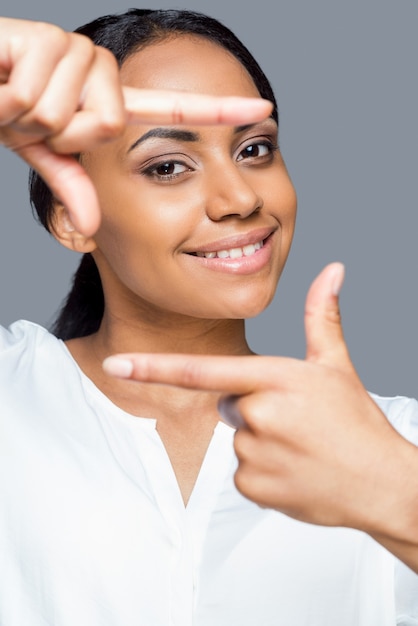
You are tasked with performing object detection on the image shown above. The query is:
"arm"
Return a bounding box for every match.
[0,17,272,235]
[103,263,418,574]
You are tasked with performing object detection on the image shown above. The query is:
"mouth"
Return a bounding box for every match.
[188,237,266,260]
[186,226,276,258]
[183,229,276,276]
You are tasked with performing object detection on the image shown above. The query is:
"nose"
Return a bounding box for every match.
[204,164,263,221]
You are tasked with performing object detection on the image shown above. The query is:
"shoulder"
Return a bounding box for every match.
[0,319,66,383]
[370,391,418,445]
[0,321,88,430]
[0,319,58,356]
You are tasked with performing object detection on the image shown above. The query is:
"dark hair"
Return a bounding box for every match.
[29,8,278,339]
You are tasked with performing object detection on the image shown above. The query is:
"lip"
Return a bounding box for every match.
[185,226,277,255]
[183,228,277,276]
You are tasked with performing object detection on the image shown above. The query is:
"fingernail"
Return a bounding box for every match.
[102,356,134,378]
[331,263,345,296]
[217,395,245,429]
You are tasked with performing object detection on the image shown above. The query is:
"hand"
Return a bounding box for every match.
[0,17,272,236]
[103,264,418,541]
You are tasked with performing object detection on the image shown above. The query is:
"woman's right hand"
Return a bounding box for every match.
[0,17,126,235]
[0,17,272,236]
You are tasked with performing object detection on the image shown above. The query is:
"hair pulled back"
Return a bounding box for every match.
[29,8,278,339]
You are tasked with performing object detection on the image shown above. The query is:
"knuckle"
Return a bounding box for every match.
[234,466,259,501]
[325,307,342,326]
[96,46,119,70]
[306,303,342,326]
[8,89,37,115]
[171,101,185,125]
[181,360,205,387]
[131,356,152,382]
[240,395,267,431]
[32,22,69,52]
[30,107,67,135]
[233,430,254,461]
[52,164,82,187]
[71,33,95,60]
[96,111,125,140]
[233,468,247,495]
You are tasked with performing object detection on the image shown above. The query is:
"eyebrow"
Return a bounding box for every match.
[128,128,199,152]
[127,124,263,153]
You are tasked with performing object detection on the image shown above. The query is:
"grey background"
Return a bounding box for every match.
[1,0,417,398]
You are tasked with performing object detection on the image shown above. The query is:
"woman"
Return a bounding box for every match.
[0,8,417,625]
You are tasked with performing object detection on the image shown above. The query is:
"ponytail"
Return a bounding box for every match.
[28,168,105,340]
[51,254,104,340]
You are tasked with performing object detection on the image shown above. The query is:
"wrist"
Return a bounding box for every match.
[361,433,418,546]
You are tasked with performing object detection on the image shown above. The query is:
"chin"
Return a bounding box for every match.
[214,288,277,320]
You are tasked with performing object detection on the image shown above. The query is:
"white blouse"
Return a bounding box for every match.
[0,320,417,625]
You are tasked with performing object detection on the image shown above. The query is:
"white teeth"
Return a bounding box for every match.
[195,238,264,259]
[229,247,243,259]
[243,244,256,256]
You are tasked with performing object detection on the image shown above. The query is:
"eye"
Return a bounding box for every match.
[236,141,276,162]
[154,162,188,176]
[142,159,193,181]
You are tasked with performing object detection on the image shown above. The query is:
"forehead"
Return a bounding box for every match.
[120,35,260,98]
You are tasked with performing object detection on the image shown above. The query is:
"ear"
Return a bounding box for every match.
[50,202,97,253]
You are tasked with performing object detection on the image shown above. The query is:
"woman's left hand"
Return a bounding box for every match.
[103,263,418,573]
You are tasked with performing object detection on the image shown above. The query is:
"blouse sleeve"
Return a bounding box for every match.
[370,392,418,446]
[370,393,418,622]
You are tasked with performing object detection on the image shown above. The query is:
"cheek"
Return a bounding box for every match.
[262,171,297,243]
[281,185,297,249]
[100,178,198,238]
[93,184,200,288]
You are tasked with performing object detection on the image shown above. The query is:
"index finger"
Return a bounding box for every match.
[102,353,290,394]
[123,87,273,125]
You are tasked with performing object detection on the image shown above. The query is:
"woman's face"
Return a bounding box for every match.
[82,35,297,321]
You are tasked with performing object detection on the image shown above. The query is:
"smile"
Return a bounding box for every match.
[183,227,276,276]
[191,239,264,259]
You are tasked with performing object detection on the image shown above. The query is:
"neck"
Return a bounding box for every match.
[64,306,252,419]
[91,307,252,358]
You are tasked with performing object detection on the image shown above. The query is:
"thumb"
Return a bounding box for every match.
[304,263,353,371]
[18,142,101,237]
